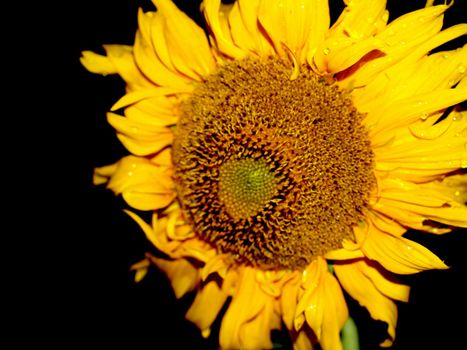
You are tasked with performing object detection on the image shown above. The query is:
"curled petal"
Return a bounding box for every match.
[80,50,118,75]
[330,0,388,39]
[348,5,449,86]
[232,0,274,56]
[367,88,467,143]
[296,258,348,350]
[355,220,448,274]
[373,177,467,231]
[147,254,200,298]
[152,0,216,80]
[372,110,467,182]
[258,0,327,61]
[334,260,399,347]
[186,279,229,336]
[130,258,150,282]
[219,267,281,350]
[203,0,248,59]
[107,112,173,156]
[100,155,175,210]
[134,9,192,88]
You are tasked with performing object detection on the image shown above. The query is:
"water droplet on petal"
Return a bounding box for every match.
[458,64,466,73]
[323,48,330,55]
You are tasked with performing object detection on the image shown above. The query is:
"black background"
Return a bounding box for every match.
[48,0,467,348]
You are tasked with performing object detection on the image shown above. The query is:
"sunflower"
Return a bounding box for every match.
[81,0,467,349]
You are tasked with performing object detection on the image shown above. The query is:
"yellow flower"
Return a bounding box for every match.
[82,0,467,349]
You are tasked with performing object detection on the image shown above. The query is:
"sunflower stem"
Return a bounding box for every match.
[341,317,360,350]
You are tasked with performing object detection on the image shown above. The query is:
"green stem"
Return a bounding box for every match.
[341,317,360,350]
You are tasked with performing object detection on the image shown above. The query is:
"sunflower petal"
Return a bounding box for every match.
[368,88,467,140]
[133,9,192,88]
[231,0,275,56]
[105,155,176,210]
[315,36,385,73]
[347,5,448,86]
[147,254,200,298]
[152,0,216,80]
[257,0,326,61]
[296,258,348,350]
[219,267,279,350]
[373,110,467,182]
[203,0,247,59]
[334,261,398,347]
[107,112,173,156]
[330,0,388,38]
[355,220,448,274]
[80,50,118,75]
[186,279,229,335]
[374,177,467,231]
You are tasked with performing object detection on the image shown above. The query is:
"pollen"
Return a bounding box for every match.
[172,57,375,270]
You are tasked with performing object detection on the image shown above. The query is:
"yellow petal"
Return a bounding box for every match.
[152,0,216,80]
[107,112,173,156]
[314,36,384,73]
[102,45,154,90]
[359,259,410,302]
[125,210,167,253]
[324,244,364,260]
[304,0,329,62]
[80,50,117,75]
[281,273,300,330]
[203,0,248,59]
[307,260,348,350]
[330,0,388,39]
[334,260,398,347]
[373,110,467,182]
[149,12,177,72]
[219,267,280,350]
[125,96,180,127]
[291,325,315,350]
[348,5,448,86]
[133,9,191,88]
[111,87,191,113]
[147,254,200,298]
[201,253,230,280]
[374,177,467,230]
[258,0,327,61]
[186,279,229,334]
[396,23,467,64]
[377,4,448,48]
[232,0,274,56]
[130,258,150,282]
[93,162,118,185]
[227,1,258,53]
[355,220,448,274]
[106,155,176,210]
[296,258,348,350]
[367,88,467,141]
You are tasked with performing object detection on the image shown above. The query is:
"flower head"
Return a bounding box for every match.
[82,0,467,349]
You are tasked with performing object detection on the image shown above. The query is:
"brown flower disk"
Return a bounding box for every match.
[173,57,375,270]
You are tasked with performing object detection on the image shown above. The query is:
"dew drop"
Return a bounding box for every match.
[458,64,466,73]
[323,48,330,55]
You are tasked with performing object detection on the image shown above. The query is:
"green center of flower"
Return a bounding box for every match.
[219,158,278,220]
[172,57,375,270]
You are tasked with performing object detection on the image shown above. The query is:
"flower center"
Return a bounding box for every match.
[173,57,375,270]
[219,158,278,221]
